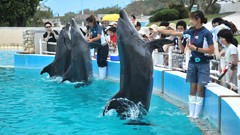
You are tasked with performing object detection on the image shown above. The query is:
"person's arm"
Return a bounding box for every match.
[52,30,58,40]
[44,32,50,42]
[86,34,92,41]
[157,29,183,36]
[89,34,101,42]
[187,44,214,54]
[178,37,185,53]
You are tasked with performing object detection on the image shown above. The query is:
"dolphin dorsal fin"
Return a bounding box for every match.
[147,38,173,53]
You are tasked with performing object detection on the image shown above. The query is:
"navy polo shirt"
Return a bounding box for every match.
[90,24,102,44]
[184,26,213,63]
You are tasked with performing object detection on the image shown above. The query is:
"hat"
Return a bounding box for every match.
[105,26,111,32]
[109,21,117,26]
[149,24,159,31]
[158,26,167,30]
[138,27,150,36]
[167,23,176,30]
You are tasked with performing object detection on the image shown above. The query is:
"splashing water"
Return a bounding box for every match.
[104,98,148,120]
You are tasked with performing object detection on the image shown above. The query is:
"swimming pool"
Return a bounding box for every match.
[0,66,202,135]
[0,50,20,66]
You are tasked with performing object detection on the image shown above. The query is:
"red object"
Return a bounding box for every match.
[93,56,95,59]
[218,65,229,80]
[110,33,117,47]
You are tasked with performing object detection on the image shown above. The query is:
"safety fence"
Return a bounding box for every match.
[153,46,240,93]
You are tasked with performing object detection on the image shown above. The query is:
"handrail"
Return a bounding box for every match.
[218,95,240,133]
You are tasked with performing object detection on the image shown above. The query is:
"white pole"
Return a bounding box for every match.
[39,39,42,55]
[168,46,172,69]
[81,0,84,27]
[237,45,240,93]
[185,50,190,70]
[220,57,226,85]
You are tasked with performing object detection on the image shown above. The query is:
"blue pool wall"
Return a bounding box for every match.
[14,54,240,135]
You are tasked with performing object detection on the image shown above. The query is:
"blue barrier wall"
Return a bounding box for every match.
[14,54,240,135]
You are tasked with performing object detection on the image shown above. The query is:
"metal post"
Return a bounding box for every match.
[185,50,190,70]
[39,39,42,55]
[220,57,226,85]
[168,46,173,69]
[218,95,240,133]
[237,45,240,94]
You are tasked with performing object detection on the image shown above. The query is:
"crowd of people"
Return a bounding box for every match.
[43,10,239,119]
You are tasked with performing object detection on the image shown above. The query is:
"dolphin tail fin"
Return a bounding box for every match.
[40,64,53,76]
[88,42,102,49]
[147,38,173,53]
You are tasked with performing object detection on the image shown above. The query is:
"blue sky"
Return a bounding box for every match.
[41,0,133,16]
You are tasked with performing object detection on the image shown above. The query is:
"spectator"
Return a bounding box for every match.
[86,15,109,79]
[135,21,141,31]
[171,21,188,68]
[139,27,150,42]
[107,26,117,49]
[211,18,238,46]
[173,20,187,54]
[218,29,238,88]
[43,22,59,52]
[109,21,117,28]
[159,21,169,27]
[156,10,214,119]
[148,24,159,41]
[131,15,136,24]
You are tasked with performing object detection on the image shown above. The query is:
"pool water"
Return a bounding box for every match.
[0,67,202,135]
[0,50,20,66]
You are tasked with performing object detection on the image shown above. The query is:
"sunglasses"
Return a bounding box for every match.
[45,26,51,28]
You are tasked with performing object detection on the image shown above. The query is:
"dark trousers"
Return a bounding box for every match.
[97,45,109,67]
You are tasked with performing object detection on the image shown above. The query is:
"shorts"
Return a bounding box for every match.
[186,62,210,86]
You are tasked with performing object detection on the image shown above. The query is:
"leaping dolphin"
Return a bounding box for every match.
[40,23,71,77]
[61,18,102,87]
[103,9,173,117]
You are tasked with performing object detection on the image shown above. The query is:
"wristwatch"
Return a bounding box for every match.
[196,47,198,52]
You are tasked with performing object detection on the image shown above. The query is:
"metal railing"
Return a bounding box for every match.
[153,46,240,92]
[39,39,56,55]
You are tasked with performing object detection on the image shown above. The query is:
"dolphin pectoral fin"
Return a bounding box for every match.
[88,42,102,49]
[147,38,173,52]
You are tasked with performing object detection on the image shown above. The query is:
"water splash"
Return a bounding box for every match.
[104,98,148,120]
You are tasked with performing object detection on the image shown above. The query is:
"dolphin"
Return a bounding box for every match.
[103,9,173,117]
[61,18,102,87]
[40,23,71,77]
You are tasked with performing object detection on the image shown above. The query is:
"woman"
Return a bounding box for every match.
[86,15,109,79]
[218,29,238,88]
[156,10,214,119]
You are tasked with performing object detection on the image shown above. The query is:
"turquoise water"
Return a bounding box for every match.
[0,50,20,66]
[0,67,202,135]
[0,51,202,134]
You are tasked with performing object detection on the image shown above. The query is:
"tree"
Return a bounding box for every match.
[31,5,54,27]
[60,12,76,26]
[0,0,42,26]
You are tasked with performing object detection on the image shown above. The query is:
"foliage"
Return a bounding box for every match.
[167,4,189,19]
[149,8,179,22]
[28,6,54,27]
[0,0,41,26]
[94,6,121,15]
[205,3,221,14]
[60,12,76,26]
[147,12,234,26]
